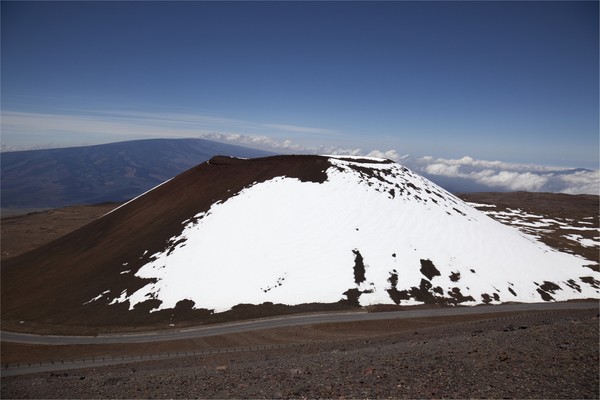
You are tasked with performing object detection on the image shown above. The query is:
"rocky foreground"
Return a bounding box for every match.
[2,308,598,399]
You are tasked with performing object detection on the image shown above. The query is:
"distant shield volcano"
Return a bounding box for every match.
[2,155,598,332]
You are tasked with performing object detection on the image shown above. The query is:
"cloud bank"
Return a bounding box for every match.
[199,133,598,195]
[412,156,599,195]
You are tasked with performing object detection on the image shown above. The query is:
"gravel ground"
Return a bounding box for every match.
[2,308,598,399]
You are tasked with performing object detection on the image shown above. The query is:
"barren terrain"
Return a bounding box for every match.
[2,308,598,399]
[1,203,119,261]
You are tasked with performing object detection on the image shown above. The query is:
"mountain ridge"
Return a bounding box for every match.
[0,138,273,211]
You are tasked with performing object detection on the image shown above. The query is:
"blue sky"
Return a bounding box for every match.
[1,1,598,170]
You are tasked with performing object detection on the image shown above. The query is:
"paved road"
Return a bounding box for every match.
[2,301,597,345]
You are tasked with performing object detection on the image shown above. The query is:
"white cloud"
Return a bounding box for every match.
[413,155,599,195]
[423,163,462,177]
[0,108,404,162]
[366,149,403,161]
[0,109,342,150]
[262,124,340,136]
[198,132,405,161]
[422,162,551,191]
[199,132,307,152]
[1,110,205,143]
[556,170,600,195]
[476,171,549,192]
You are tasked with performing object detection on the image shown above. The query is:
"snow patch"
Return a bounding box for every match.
[562,234,599,248]
[83,290,110,305]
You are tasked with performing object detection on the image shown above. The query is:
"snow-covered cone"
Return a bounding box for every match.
[99,156,600,312]
[3,155,598,330]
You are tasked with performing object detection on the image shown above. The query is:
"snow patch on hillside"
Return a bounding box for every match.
[93,157,599,313]
[470,205,600,255]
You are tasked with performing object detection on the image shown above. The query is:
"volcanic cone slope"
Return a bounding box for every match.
[2,155,598,331]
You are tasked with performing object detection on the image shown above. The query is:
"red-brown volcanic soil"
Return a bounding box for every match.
[1,203,120,261]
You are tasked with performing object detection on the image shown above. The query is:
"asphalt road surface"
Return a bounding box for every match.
[2,301,597,345]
